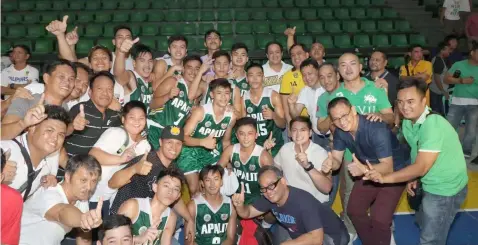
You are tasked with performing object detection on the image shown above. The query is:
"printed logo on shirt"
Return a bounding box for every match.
[205,121,212,127]
[234,161,241,168]
[8,76,29,83]
[221,214,229,221]
[204,214,212,222]
[272,210,296,225]
[364,94,377,104]
[247,107,253,113]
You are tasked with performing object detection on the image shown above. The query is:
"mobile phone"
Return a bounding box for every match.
[453,70,461,78]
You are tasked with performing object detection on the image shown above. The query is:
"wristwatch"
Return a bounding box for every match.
[304,162,314,172]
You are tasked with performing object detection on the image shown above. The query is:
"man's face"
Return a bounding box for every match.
[213,56,230,78]
[310,43,325,62]
[29,119,67,155]
[411,47,423,61]
[442,46,452,58]
[113,29,132,50]
[159,139,183,161]
[290,45,309,68]
[232,48,249,67]
[153,176,182,206]
[246,66,264,89]
[338,54,362,82]
[122,108,147,136]
[183,60,201,83]
[204,33,222,51]
[236,124,258,148]
[448,39,458,49]
[11,47,29,64]
[89,76,114,109]
[369,52,387,72]
[168,40,187,61]
[266,44,283,65]
[259,170,285,204]
[98,226,133,245]
[301,65,319,88]
[133,52,154,78]
[45,65,76,99]
[397,86,427,120]
[201,171,223,196]
[90,49,112,73]
[329,103,356,132]
[318,65,340,93]
[290,121,312,146]
[210,86,231,107]
[66,166,99,201]
[70,68,89,100]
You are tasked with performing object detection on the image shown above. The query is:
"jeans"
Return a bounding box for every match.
[429,91,447,116]
[415,186,467,245]
[446,104,478,155]
[347,180,405,245]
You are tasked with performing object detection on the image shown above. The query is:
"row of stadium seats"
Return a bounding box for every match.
[1,33,426,55]
[3,20,413,39]
[3,8,401,24]
[2,0,387,12]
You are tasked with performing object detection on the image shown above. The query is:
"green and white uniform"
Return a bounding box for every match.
[148,78,193,150]
[241,87,283,157]
[200,79,235,105]
[127,70,154,112]
[230,144,263,205]
[156,55,181,75]
[194,194,232,245]
[131,198,171,245]
[177,103,234,174]
[231,76,249,97]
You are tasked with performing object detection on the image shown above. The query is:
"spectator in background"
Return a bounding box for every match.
[285,27,326,65]
[201,29,222,75]
[399,45,433,106]
[263,42,293,93]
[1,45,39,98]
[365,50,400,107]
[441,0,463,35]
[465,12,478,49]
[430,42,452,116]
[459,0,473,25]
[432,35,465,66]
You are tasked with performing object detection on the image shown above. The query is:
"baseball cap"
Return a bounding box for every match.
[161,125,184,141]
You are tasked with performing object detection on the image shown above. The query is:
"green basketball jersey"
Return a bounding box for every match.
[231,76,249,97]
[157,56,181,76]
[194,194,232,245]
[131,198,170,245]
[148,78,192,128]
[128,71,154,112]
[231,144,263,205]
[243,87,284,156]
[191,103,233,158]
[201,79,235,105]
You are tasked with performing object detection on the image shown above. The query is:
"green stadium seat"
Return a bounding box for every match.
[160,25,177,36]
[36,1,51,10]
[297,36,313,47]
[135,0,150,9]
[157,37,169,51]
[19,1,35,11]
[187,0,200,8]
[169,1,183,9]
[103,23,116,37]
[1,41,12,54]
[7,26,26,39]
[233,0,248,7]
[69,1,84,10]
[201,11,216,21]
[271,22,288,34]
[254,23,270,34]
[251,11,268,21]
[147,11,164,22]
[24,14,41,24]
[264,0,279,7]
[34,39,53,54]
[326,0,340,7]
[316,36,334,48]
[295,0,310,7]
[279,0,295,7]
[275,36,288,49]
[184,11,199,22]
[151,1,164,9]
[140,38,156,50]
[181,23,197,35]
[372,34,390,47]
[118,1,134,9]
[95,13,112,23]
[354,34,371,48]
[96,38,115,50]
[5,14,23,24]
[142,24,159,36]
[342,0,355,6]
[248,0,263,7]
[391,34,408,47]
[325,21,342,33]
[102,1,118,10]
[27,25,47,38]
[2,2,17,12]
[218,10,233,21]
[383,8,399,18]
[288,21,305,34]
[199,23,214,35]
[343,20,359,33]
[165,11,183,22]
[130,11,147,22]
[334,35,353,48]
[302,9,317,20]
[335,9,350,20]
[128,23,141,36]
[217,23,233,34]
[378,20,394,32]
[351,8,366,19]
[221,36,234,51]
[41,13,60,24]
[236,35,256,50]
[318,9,334,20]
[236,10,251,21]
[76,39,95,55]
[357,0,370,5]
[112,12,130,22]
[285,9,301,20]
[395,20,412,32]
[256,35,275,49]
[371,0,385,5]
[388,57,405,69]
[77,13,95,23]
[410,34,426,46]
[367,8,382,19]
[202,0,215,8]
[311,0,325,6]
[360,20,377,32]
[188,38,200,51]
[85,2,101,10]
[236,22,253,34]
[85,24,103,37]
[1,27,6,38]
[267,10,283,20]
[307,21,324,33]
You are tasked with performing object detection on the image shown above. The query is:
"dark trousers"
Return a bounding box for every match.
[347,180,405,245]
[429,91,449,116]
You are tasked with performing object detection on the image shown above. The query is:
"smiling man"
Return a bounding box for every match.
[153,35,188,89]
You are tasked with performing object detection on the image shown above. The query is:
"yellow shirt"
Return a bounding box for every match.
[399,60,433,105]
[279,69,308,116]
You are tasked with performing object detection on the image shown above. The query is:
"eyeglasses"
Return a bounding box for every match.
[259,178,282,193]
[331,110,351,124]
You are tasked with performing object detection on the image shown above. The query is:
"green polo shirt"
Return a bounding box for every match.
[316,91,333,119]
[448,60,478,100]
[402,108,468,196]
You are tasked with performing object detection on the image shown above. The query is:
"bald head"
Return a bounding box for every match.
[338,53,362,82]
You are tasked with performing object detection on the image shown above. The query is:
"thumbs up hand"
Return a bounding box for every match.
[200,132,217,150]
[73,104,89,131]
[321,152,334,174]
[46,15,69,36]
[133,153,153,176]
[119,37,140,53]
[65,26,79,46]
[363,162,385,184]
[22,94,47,128]
[295,144,309,168]
[80,197,104,231]
[232,182,245,207]
[348,154,368,177]
[284,26,296,37]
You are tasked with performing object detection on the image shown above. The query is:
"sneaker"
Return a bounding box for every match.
[348,233,357,245]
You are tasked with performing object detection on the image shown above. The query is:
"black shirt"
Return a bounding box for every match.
[252,186,347,244]
[365,70,399,107]
[65,100,121,157]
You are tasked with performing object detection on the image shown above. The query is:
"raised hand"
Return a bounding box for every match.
[169,86,180,99]
[1,149,16,184]
[134,153,153,176]
[120,143,137,162]
[362,162,384,183]
[45,15,68,36]
[200,58,214,75]
[80,197,104,230]
[119,37,140,54]
[348,154,368,177]
[200,132,217,150]
[263,132,276,151]
[65,26,79,46]
[295,144,309,168]
[321,152,334,174]
[232,182,245,207]
[287,92,298,105]
[22,94,47,128]
[262,107,274,120]
[73,104,89,131]
[284,26,296,36]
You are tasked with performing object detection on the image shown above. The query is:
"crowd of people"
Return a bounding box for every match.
[0,13,477,245]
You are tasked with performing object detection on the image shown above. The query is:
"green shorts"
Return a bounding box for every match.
[176,146,221,175]
[147,124,163,151]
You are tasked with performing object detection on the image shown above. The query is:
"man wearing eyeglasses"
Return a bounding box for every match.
[232,165,349,245]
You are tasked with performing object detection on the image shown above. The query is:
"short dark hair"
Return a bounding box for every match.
[90,71,115,88]
[212,50,231,63]
[44,104,72,126]
[471,41,478,52]
[113,25,132,37]
[204,29,222,41]
[98,215,132,241]
[88,45,113,63]
[289,43,308,54]
[371,50,388,60]
[265,41,283,53]
[209,78,232,92]
[168,35,188,48]
[258,165,283,180]
[444,34,458,45]
[408,44,423,52]
[131,44,153,60]
[12,44,31,56]
[319,62,338,73]
[183,55,203,66]
[122,100,147,117]
[437,42,448,52]
[231,42,249,53]
[289,116,312,130]
[157,168,185,184]
[246,63,264,73]
[73,62,93,79]
[199,165,224,181]
[300,58,319,71]
[327,97,353,116]
[398,79,428,97]
[234,117,257,131]
[64,154,102,177]
[45,59,77,77]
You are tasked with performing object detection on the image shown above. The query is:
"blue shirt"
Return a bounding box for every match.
[333,115,410,171]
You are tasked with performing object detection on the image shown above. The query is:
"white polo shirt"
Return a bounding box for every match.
[89,127,151,203]
[19,185,89,245]
[297,86,326,135]
[1,133,59,199]
[274,141,329,203]
[263,61,293,93]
